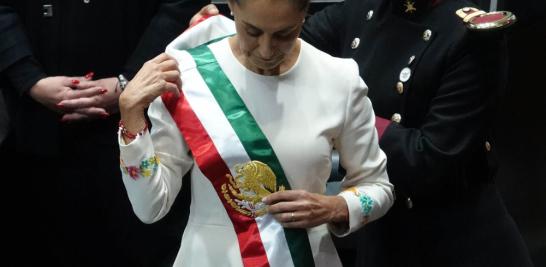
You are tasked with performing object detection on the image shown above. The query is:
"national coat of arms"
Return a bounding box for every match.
[221,161,285,217]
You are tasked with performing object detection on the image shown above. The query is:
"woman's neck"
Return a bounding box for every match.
[229,36,301,76]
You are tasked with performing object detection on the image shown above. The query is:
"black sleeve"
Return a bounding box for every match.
[123,0,210,79]
[300,2,346,57]
[0,5,46,95]
[380,34,506,198]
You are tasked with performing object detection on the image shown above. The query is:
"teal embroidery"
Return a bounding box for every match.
[120,155,159,180]
[359,193,374,217]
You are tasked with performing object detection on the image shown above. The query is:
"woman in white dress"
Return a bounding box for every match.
[117,0,394,266]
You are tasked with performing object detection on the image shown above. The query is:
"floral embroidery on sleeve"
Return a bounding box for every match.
[347,187,374,217]
[358,193,374,217]
[120,155,160,180]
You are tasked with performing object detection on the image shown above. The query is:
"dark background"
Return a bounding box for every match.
[494,1,546,265]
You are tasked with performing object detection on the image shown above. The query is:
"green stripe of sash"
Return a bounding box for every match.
[188,42,315,267]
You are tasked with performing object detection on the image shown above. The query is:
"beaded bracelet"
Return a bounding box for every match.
[119,120,147,140]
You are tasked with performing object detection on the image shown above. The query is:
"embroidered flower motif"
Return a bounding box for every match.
[149,156,159,166]
[127,166,140,180]
[346,187,374,217]
[359,194,374,217]
[140,159,150,170]
[120,155,160,180]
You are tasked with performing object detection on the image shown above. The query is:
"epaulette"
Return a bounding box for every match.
[455,7,517,31]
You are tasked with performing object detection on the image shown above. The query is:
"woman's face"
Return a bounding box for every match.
[229,0,306,72]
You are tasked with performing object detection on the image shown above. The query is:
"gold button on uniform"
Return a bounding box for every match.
[408,55,416,65]
[366,10,374,20]
[396,82,404,94]
[399,67,411,82]
[391,113,402,123]
[485,141,492,152]
[351,38,360,49]
[423,29,432,41]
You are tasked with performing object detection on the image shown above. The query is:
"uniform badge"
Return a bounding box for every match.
[404,0,417,13]
[455,7,517,31]
[222,161,285,217]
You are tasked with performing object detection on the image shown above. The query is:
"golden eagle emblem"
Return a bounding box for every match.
[221,161,285,217]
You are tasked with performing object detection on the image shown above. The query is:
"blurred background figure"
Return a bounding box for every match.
[0,0,207,266]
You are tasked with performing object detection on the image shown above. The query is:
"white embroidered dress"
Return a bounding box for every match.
[119,16,394,267]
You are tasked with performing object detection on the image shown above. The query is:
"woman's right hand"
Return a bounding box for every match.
[118,53,180,137]
[119,53,180,114]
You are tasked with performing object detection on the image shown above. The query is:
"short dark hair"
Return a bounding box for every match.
[231,0,310,12]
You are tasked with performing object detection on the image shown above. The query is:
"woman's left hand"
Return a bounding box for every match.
[263,190,349,228]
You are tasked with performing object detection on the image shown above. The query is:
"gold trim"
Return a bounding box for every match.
[467,11,517,31]
[456,8,517,31]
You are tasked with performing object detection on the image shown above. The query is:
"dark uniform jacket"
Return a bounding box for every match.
[302,0,533,265]
[0,5,31,146]
[0,1,206,266]
[1,0,207,156]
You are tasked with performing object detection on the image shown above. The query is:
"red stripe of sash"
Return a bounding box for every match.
[161,92,270,267]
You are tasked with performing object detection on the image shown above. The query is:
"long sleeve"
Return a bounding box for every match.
[330,60,394,236]
[379,34,503,200]
[0,5,46,95]
[122,0,210,79]
[119,97,193,223]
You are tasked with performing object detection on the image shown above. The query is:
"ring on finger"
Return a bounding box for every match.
[290,212,295,222]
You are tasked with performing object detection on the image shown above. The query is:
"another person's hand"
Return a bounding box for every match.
[118,53,181,139]
[264,190,349,229]
[58,77,121,122]
[29,76,107,113]
[189,4,220,26]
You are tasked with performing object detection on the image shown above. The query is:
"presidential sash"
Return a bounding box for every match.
[161,16,314,267]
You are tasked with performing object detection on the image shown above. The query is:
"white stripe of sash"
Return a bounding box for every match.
[172,48,295,267]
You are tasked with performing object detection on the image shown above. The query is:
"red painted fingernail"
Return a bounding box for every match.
[85,71,95,80]
[72,79,80,85]
[56,103,64,108]
[99,88,108,94]
[100,113,110,119]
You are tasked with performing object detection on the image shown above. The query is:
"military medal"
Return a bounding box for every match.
[222,161,285,217]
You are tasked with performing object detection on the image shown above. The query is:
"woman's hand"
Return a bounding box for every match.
[118,53,181,140]
[263,190,349,228]
[119,53,180,113]
[29,76,104,112]
[57,77,120,122]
